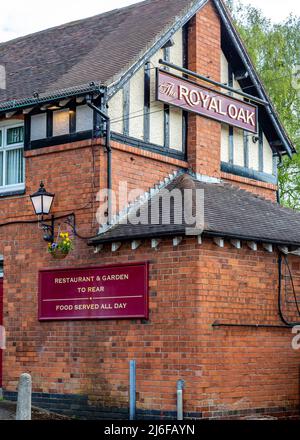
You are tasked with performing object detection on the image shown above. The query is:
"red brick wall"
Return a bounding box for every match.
[187,2,221,179]
[221,172,278,202]
[2,225,300,418]
[104,140,188,214]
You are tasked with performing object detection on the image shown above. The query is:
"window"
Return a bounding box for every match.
[0,122,25,193]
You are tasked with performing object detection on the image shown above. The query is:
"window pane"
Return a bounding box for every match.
[0,130,2,147]
[7,126,24,145]
[6,148,24,185]
[0,152,3,186]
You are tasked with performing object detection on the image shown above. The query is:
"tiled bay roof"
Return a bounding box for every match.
[89,173,300,247]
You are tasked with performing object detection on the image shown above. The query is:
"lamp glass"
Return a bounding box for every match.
[30,182,55,216]
[31,194,43,215]
[42,195,54,215]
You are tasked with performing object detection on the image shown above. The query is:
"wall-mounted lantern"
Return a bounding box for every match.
[30,182,55,242]
[30,181,55,216]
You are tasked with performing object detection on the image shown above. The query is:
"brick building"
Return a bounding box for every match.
[0,0,300,419]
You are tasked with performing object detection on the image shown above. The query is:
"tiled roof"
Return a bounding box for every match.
[89,173,300,247]
[0,0,195,104]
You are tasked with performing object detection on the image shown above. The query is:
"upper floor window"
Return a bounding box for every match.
[0,122,25,193]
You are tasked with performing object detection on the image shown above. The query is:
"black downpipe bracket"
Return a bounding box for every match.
[212,251,300,329]
[278,253,300,326]
[86,98,112,225]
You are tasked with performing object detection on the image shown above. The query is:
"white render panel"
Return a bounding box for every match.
[233,128,244,167]
[169,107,183,151]
[150,49,164,146]
[263,132,273,174]
[129,66,144,140]
[232,76,243,101]
[108,27,185,148]
[169,28,183,75]
[109,89,123,134]
[221,124,229,162]
[221,51,229,85]
[248,132,259,170]
[76,105,93,132]
[53,109,69,136]
[30,113,47,140]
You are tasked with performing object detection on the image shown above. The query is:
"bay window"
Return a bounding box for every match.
[0,122,25,194]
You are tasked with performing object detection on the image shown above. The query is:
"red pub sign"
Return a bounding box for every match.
[157,69,258,133]
[39,262,149,321]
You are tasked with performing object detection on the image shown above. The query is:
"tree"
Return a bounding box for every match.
[226,1,300,209]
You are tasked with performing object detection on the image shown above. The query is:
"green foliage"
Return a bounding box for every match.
[48,231,73,256]
[226,1,300,209]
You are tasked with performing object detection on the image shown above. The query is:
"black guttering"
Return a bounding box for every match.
[88,228,300,248]
[213,0,295,158]
[0,83,104,114]
[86,96,113,225]
[221,162,277,185]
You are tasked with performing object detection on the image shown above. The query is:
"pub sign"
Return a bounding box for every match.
[157,69,258,133]
[39,262,149,321]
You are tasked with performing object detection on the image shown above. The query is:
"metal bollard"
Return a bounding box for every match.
[177,379,185,421]
[16,373,32,420]
[129,360,136,420]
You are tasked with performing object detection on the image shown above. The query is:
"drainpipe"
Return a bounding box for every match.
[276,154,283,204]
[177,380,185,420]
[86,97,112,225]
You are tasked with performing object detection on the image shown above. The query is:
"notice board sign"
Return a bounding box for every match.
[156,69,258,133]
[39,262,149,321]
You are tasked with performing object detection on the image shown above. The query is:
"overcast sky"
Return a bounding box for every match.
[0,0,299,43]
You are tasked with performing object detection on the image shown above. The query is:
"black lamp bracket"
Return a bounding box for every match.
[38,214,76,243]
[38,215,55,243]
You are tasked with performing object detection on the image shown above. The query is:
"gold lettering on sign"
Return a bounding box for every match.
[159,82,176,98]
[158,71,257,132]
[228,104,238,120]
[246,111,255,126]
[217,100,227,116]
[237,108,246,123]
[199,91,210,108]
[208,97,219,113]
[190,90,201,106]
[178,85,191,105]
[114,303,127,310]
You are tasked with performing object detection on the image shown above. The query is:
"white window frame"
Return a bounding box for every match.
[0,120,25,194]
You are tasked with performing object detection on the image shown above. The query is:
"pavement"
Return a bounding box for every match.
[0,400,71,420]
[0,401,16,420]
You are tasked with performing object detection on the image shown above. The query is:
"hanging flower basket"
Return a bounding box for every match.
[48,232,73,259]
[50,248,70,260]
